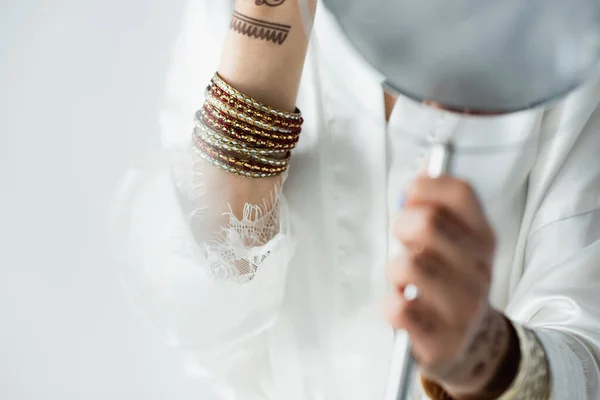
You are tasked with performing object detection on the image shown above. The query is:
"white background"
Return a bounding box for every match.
[0,0,213,398]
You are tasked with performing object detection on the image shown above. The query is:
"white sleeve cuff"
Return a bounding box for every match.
[534,328,591,399]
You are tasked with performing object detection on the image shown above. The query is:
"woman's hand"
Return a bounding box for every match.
[383,175,512,396]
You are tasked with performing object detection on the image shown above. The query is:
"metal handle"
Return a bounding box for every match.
[427,142,453,179]
[385,141,454,400]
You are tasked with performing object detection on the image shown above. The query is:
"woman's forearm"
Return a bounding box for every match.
[199,0,315,235]
[220,0,314,111]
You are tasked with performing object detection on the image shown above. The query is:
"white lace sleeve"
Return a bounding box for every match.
[114,148,295,385]
[113,3,296,394]
[172,148,290,283]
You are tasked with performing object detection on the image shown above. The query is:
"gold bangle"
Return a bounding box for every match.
[192,135,287,174]
[194,127,290,168]
[191,142,281,178]
[194,122,288,156]
[189,72,303,179]
[212,72,302,122]
[199,109,298,150]
[205,88,302,132]
[202,102,299,141]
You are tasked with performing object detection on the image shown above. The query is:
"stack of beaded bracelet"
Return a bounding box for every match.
[191,72,303,178]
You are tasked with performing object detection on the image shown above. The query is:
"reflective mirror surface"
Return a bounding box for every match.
[324,0,600,112]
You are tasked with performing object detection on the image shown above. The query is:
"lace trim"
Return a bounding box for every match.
[170,148,285,282]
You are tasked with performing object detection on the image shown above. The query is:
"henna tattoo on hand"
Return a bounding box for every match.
[255,0,286,6]
[465,312,508,380]
[467,312,494,357]
[230,11,291,45]
[424,310,510,395]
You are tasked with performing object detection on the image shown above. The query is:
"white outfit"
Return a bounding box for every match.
[115,1,600,399]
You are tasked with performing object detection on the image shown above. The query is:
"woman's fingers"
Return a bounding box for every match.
[405,176,496,254]
[385,176,500,378]
[394,205,491,272]
[383,289,443,336]
[382,290,457,367]
[385,249,483,324]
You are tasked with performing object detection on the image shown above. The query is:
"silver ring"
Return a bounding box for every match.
[403,284,420,301]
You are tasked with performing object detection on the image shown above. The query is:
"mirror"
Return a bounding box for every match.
[323,0,600,112]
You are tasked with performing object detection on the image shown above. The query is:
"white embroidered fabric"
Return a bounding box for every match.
[171,148,286,283]
[115,147,295,382]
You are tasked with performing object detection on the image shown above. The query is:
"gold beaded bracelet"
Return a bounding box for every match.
[194,125,290,168]
[194,121,289,156]
[192,134,287,175]
[205,88,302,133]
[203,101,299,141]
[191,142,282,178]
[191,73,303,178]
[199,108,298,150]
[211,73,303,122]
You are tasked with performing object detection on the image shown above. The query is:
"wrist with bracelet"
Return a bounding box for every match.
[421,318,551,400]
[191,73,303,178]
